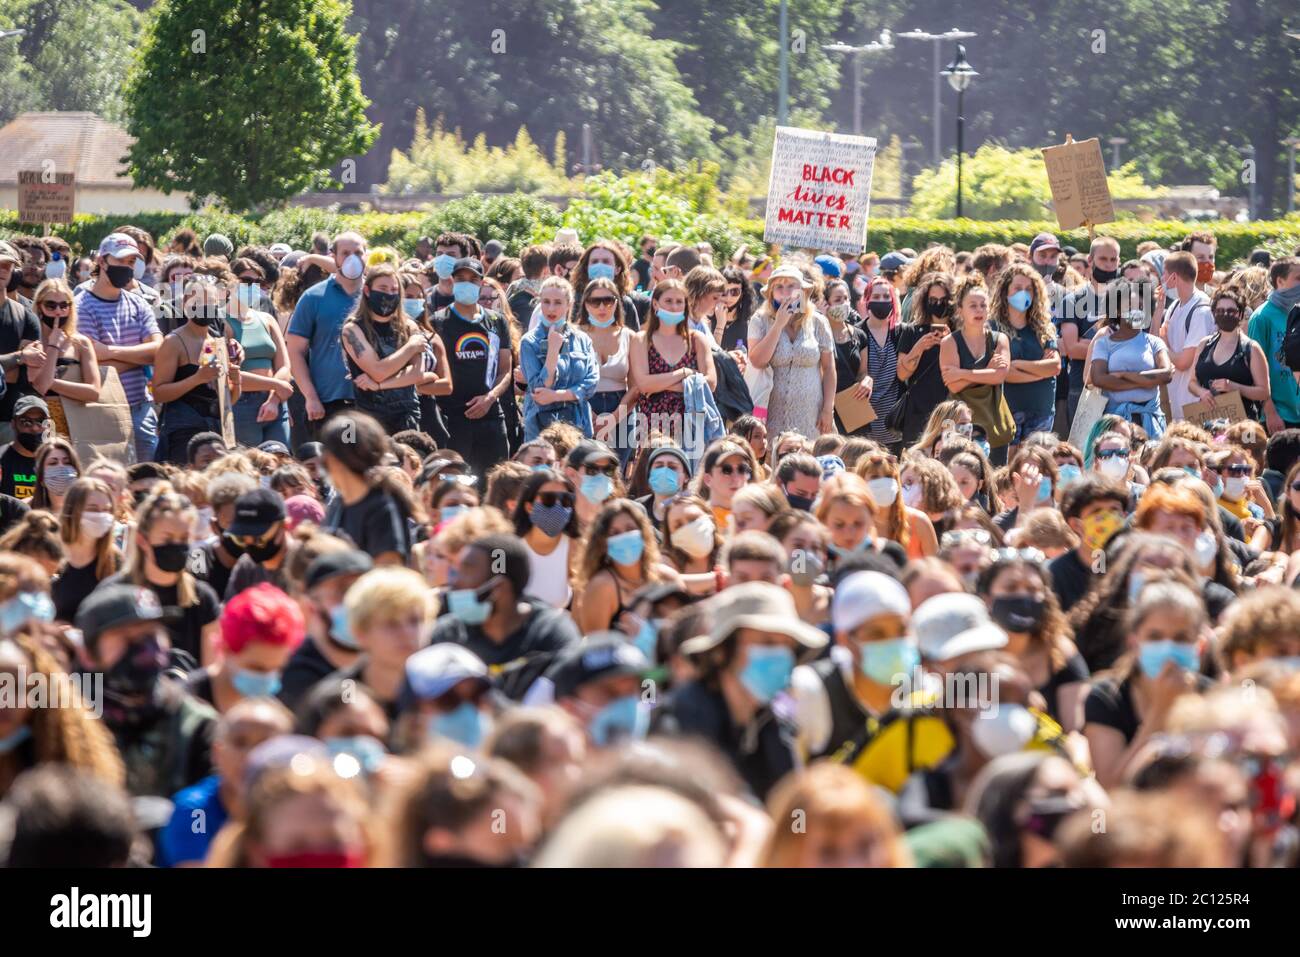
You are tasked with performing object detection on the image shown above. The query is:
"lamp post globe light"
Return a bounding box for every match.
[940,43,978,219]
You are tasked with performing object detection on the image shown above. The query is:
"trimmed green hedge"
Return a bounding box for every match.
[4,204,1299,267]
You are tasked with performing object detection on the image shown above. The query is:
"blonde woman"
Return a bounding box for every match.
[28,278,100,439]
[337,566,434,714]
[913,398,974,458]
[747,265,836,438]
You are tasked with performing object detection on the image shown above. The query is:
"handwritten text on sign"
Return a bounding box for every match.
[1041,138,1114,230]
[17,170,76,225]
[764,127,875,253]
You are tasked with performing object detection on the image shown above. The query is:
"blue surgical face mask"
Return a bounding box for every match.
[325,735,386,775]
[434,254,457,280]
[633,618,659,662]
[439,504,469,525]
[1008,289,1034,313]
[453,281,480,305]
[648,466,682,496]
[1036,478,1054,503]
[581,473,614,504]
[236,283,258,308]
[1138,640,1199,678]
[1209,476,1223,499]
[448,585,493,626]
[540,315,566,331]
[402,298,424,319]
[587,262,616,281]
[0,724,32,755]
[739,645,796,703]
[656,308,686,327]
[427,701,489,750]
[606,529,645,566]
[0,591,55,636]
[329,605,360,649]
[1127,571,1147,605]
[530,463,552,472]
[586,312,616,328]
[858,637,920,685]
[1057,464,1082,487]
[232,668,282,699]
[589,695,648,747]
[1182,465,1201,479]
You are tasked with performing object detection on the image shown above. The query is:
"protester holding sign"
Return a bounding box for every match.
[27,278,101,440]
[1189,288,1270,423]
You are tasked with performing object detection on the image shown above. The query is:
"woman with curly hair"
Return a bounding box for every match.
[894,271,957,446]
[0,630,125,799]
[900,454,965,524]
[990,263,1061,453]
[974,552,1089,730]
[575,499,674,633]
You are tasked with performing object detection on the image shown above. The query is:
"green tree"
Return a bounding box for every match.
[0,0,143,125]
[349,0,714,189]
[125,0,378,210]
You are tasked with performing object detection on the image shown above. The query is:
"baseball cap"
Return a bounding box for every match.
[226,487,286,537]
[0,241,20,267]
[814,254,843,279]
[243,735,330,792]
[817,454,846,481]
[203,233,234,258]
[451,256,484,279]
[74,584,178,646]
[484,239,505,258]
[913,592,1008,662]
[548,633,650,699]
[1029,232,1062,256]
[402,644,489,702]
[303,549,373,591]
[268,243,292,257]
[279,251,306,271]
[295,441,324,462]
[832,571,912,634]
[97,233,141,261]
[258,440,292,457]
[680,582,828,656]
[12,395,49,420]
[554,228,581,247]
[578,443,619,469]
[283,494,325,531]
[879,252,912,273]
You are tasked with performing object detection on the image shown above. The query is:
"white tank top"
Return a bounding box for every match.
[524,535,572,608]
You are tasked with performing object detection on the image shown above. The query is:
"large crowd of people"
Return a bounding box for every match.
[0,222,1298,868]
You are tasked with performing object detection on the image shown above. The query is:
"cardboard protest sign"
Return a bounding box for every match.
[202,338,239,448]
[1041,136,1114,231]
[1179,390,1248,430]
[764,127,876,253]
[18,170,75,225]
[61,366,136,465]
[835,385,877,433]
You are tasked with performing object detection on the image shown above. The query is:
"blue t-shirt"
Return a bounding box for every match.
[287,276,362,404]
[1090,330,1168,405]
[160,774,227,867]
[1005,324,1057,415]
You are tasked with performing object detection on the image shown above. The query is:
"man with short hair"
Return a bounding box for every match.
[1157,250,1215,422]
[481,239,504,273]
[186,431,227,470]
[10,235,50,303]
[222,487,294,600]
[1048,475,1129,612]
[1248,256,1300,432]
[548,243,583,282]
[632,234,657,291]
[725,530,788,585]
[1182,230,1217,292]
[74,233,163,461]
[507,243,551,335]
[971,243,1011,285]
[0,240,39,445]
[663,245,701,281]
[1058,236,1121,428]
[428,232,475,311]
[415,236,435,262]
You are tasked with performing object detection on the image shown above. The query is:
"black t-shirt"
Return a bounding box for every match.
[52,558,110,623]
[433,305,509,416]
[0,444,37,500]
[632,257,651,291]
[1040,651,1090,722]
[223,550,293,601]
[429,289,454,312]
[323,486,410,560]
[313,656,401,721]
[428,601,581,700]
[99,573,220,664]
[0,298,39,421]
[279,637,344,715]
[0,492,28,535]
[1058,286,1102,392]
[189,541,236,602]
[892,323,948,441]
[1048,549,1093,613]
[832,323,869,395]
[1083,675,1140,743]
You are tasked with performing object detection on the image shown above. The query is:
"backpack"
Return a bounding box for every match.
[1283,304,1300,373]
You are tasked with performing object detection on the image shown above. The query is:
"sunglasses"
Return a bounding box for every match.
[1219,464,1251,476]
[1096,448,1129,461]
[723,287,743,297]
[583,463,618,477]
[437,473,479,488]
[15,416,48,430]
[940,530,992,549]
[41,301,72,312]
[537,491,576,509]
[587,297,617,307]
[237,275,260,284]
[715,463,753,478]
[228,527,279,549]
[991,547,1046,564]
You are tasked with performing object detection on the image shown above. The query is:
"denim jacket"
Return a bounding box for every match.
[1107,395,1167,441]
[682,371,725,468]
[520,323,600,440]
